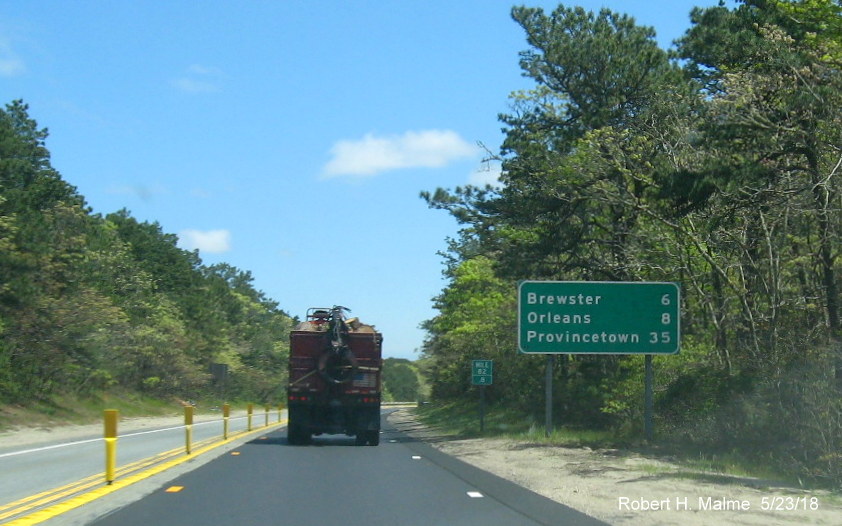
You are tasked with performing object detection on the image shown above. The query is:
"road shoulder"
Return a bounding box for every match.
[386,408,842,526]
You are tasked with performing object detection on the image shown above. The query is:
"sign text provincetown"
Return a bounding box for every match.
[518,281,680,354]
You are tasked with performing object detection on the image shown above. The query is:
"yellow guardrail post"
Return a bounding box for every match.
[277,403,283,422]
[247,403,253,431]
[264,405,269,427]
[223,403,230,440]
[104,409,118,485]
[184,405,194,454]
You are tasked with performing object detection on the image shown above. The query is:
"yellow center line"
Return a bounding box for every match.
[2,420,286,525]
[0,445,192,519]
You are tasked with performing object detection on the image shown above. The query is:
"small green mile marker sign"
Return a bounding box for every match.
[471,360,493,385]
[518,281,680,355]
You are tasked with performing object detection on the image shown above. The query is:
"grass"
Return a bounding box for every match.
[679,451,782,481]
[0,391,261,432]
[415,401,616,448]
[413,401,842,493]
[0,392,173,431]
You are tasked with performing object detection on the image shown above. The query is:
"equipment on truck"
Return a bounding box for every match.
[287,306,383,446]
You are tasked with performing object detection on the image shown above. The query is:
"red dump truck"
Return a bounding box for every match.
[287,306,383,446]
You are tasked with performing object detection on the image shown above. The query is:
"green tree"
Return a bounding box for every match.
[677,0,842,369]
[0,100,82,216]
[426,5,684,283]
[0,100,293,403]
[382,358,420,402]
[421,0,842,481]
[421,255,552,413]
[422,5,691,425]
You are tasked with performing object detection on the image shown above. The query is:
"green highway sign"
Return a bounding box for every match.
[518,281,680,354]
[472,359,493,385]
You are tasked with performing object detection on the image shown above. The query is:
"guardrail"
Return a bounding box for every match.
[103,403,285,485]
[0,403,287,524]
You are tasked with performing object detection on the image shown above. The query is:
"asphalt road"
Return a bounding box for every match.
[88,411,607,526]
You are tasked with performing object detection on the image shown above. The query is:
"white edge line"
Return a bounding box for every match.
[0,438,104,459]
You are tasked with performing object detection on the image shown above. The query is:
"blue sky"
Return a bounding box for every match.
[1,0,722,360]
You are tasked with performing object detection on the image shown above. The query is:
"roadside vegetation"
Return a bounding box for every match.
[0,100,428,424]
[382,358,427,402]
[0,101,294,411]
[0,390,268,433]
[413,402,826,491]
[0,391,182,431]
[418,401,620,450]
[420,1,842,488]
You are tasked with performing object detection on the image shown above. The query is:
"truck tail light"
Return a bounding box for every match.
[289,394,310,402]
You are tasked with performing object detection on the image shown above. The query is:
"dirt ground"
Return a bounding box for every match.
[386,409,841,526]
[2,410,840,525]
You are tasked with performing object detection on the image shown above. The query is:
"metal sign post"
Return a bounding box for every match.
[517,281,680,441]
[545,355,554,437]
[479,385,486,433]
[645,355,654,441]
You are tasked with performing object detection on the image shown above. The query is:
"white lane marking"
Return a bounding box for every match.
[411,455,421,460]
[0,437,103,458]
[467,491,484,498]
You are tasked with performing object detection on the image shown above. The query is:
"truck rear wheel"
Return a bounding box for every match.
[287,424,300,445]
[288,422,310,445]
[355,430,379,446]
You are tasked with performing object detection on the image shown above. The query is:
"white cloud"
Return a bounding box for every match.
[0,40,25,77]
[187,64,222,76]
[468,162,503,187]
[190,187,212,198]
[171,64,222,93]
[171,77,220,93]
[0,57,24,77]
[178,229,232,254]
[322,129,478,178]
[106,183,167,201]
